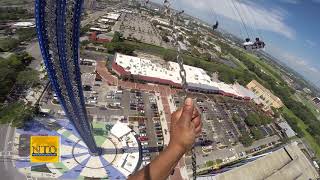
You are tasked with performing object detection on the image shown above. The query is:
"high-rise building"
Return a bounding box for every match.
[35,0,100,154]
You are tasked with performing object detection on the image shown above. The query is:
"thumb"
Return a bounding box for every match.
[179,98,194,125]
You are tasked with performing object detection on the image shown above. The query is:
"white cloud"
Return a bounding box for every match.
[167,0,296,39]
[309,67,319,73]
[305,39,317,48]
[280,0,300,4]
[279,52,319,75]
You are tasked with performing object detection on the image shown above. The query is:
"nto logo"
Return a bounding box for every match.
[30,136,60,163]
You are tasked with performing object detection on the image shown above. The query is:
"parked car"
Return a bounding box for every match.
[142,156,150,161]
[143,153,151,157]
[143,161,150,166]
[138,136,148,141]
[141,142,148,146]
[155,127,162,131]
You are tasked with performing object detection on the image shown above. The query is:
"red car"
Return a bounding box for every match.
[138,136,149,141]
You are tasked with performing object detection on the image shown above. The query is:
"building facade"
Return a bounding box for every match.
[35,0,99,154]
[247,80,284,111]
[313,97,320,105]
[111,53,256,100]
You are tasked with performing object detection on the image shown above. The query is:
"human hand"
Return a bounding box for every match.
[169,98,202,154]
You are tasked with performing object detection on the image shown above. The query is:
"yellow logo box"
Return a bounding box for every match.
[30,136,60,163]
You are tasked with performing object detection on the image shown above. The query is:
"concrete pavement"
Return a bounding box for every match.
[0,124,27,180]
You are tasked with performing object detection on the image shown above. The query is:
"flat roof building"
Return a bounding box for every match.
[12,22,35,28]
[277,121,296,138]
[247,80,284,111]
[102,13,121,21]
[152,17,170,26]
[111,53,256,100]
[199,142,319,180]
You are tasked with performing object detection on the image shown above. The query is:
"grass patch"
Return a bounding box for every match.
[282,107,320,158]
[294,92,320,120]
[254,57,283,82]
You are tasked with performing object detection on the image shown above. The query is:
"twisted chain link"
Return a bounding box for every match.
[163,2,196,179]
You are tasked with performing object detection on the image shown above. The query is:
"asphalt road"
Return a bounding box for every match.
[0,125,26,180]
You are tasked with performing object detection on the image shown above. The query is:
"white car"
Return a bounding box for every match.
[140,133,147,137]
[143,161,150,165]
[142,156,150,161]
[141,142,148,146]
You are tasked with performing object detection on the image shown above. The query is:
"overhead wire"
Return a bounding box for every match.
[226,0,245,39]
[237,0,258,39]
[239,0,264,40]
[230,0,250,38]
[210,4,218,21]
[209,4,219,31]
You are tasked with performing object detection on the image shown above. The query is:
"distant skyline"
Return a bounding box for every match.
[150,0,320,88]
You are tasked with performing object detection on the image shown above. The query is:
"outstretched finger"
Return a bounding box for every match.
[192,107,200,120]
[179,98,194,125]
[195,121,202,136]
[171,107,182,124]
[192,115,201,129]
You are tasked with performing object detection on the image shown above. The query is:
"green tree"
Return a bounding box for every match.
[0,38,19,52]
[0,7,33,20]
[251,127,264,140]
[163,51,177,62]
[0,52,34,102]
[16,28,36,41]
[271,107,280,118]
[216,159,223,164]
[191,48,201,57]
[80,40,90,47]
[0,102,34,128]
[189,37,200,47]
[260,114,273,125]
[80,24,91,36]
[245,112,261,127]
[239,132,253,147]
[232,114,241,123]
[112,31,124,43]
[104,42,135,55]
[206,160,214,167]
[16,69,40,87]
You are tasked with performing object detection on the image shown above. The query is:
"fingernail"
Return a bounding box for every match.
[185,98,193,106]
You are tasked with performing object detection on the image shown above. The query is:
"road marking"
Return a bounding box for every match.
[4,124,12,170]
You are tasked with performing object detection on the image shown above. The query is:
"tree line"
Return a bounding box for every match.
[218,41,320,145]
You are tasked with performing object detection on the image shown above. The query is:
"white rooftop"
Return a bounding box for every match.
[103,13,121,20]
[114,53,256,99]
[111,122,132,138]
[278,121,296,138]
[12,22,35,27]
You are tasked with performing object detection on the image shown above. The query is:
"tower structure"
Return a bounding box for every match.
[35,0,100,154]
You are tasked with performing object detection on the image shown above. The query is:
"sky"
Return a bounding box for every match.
[150,0,320,88]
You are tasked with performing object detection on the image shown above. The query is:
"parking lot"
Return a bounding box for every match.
[113,13,167,48]
[41,83,166,168]
[172,93,281,174]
